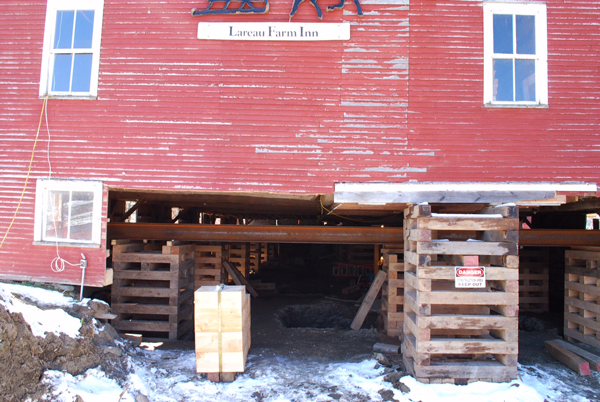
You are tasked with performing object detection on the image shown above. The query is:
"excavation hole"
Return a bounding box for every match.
[277,301,356,329]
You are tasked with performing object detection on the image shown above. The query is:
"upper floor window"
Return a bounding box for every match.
[39,0,104,99]
[483,2,548,106]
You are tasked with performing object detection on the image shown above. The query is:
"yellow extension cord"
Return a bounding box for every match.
[0,95,49,249]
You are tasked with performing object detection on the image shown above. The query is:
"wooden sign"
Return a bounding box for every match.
[197,22,350,41]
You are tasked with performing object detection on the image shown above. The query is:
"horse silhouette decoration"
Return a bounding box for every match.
[289,0,363,19]
[192,0,269,15]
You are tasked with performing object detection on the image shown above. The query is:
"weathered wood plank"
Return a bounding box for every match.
[418,291,518,306]
[552,339,600,371]
[416,315,517,330]
[351,270,387,330]
[419,339,517,355]
[545,340,591,376]
[418,241,518,256]
[418,217,519,231]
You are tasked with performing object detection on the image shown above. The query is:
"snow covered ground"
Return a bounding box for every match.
[1,282,598,402]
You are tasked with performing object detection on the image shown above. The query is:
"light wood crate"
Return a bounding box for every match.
[195,285,251,374]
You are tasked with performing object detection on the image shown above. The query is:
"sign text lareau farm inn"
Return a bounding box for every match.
[197,22,350,41]
[192,0,358,41]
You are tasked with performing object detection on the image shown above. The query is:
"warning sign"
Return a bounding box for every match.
[455,267,486,288]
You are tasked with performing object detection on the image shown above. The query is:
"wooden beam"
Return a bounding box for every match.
[118,200,143,223]
[350,270,387,330]
[545,340,591,376]
[335,182,597,204]
[222,261,259,298]
[552,339,600,371]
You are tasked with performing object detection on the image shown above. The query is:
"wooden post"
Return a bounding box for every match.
[351,270,387,330]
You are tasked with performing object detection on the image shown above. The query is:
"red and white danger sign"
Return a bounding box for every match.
[455,267,486,288]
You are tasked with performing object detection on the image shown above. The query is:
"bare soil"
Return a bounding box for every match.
[0,293,129,402]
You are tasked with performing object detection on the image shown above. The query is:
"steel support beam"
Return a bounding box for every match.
[519,230,600,247]
[107,223,404,244]
[108,223,600,247]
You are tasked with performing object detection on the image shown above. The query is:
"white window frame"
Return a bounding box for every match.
[34,179,103,246]
[39,0,104,99]
[483,2,548,107]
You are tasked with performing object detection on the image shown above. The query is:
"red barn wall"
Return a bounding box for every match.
[0,0,598,286]
[408,0,600,182]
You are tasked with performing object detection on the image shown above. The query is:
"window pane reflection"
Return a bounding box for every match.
[493,14,513,54]
[517,15,535,54]
[54,10,74,49]
[72,54,93,92]
[45,190,70,240]
[70,191,94,241]
[493,59,513,101]
[515,60,535,101]
[52,54,72,92]
[74,10,94,49]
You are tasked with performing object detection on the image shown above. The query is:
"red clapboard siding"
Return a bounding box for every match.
[408,0,600,182]
[0,0,412,285]
[1,0,599,286]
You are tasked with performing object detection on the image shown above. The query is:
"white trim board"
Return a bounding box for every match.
[334,182,598,204]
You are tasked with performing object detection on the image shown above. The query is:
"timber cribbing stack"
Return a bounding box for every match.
[227,243,249,279]
[195,245,223,289]
[402,204,519,384]
[249,242,268,274]
[519,247,550,313]
[381,246,404,337]
[564,249,600,350]
[111,240,195,340]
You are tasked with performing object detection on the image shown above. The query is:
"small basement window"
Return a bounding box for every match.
[34,179,103,246]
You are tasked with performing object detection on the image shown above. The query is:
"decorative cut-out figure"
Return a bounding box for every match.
[289,0,323,19]
[326,0,363,16]
[192,0,269,16]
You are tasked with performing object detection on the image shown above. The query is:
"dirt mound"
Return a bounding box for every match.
[0,297,129,402]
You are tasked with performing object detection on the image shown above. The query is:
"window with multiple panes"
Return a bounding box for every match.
[483,2,548,106]
[39,0,104,98]
[34,179,103,246]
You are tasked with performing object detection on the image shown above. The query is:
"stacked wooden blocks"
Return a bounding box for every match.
[381,246,404,338]
[249,243,267,274]
[519,247,550,313]
[195,245,223,289]
[402,204,519,384]
[111,240,195,340]
[195,285,251,381]
[227,243,250,279]
[564,249,600,350]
